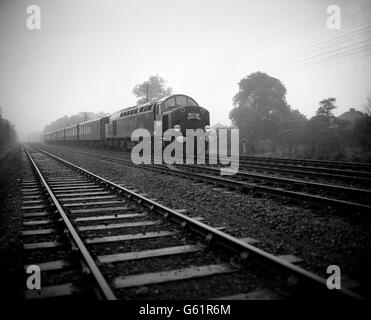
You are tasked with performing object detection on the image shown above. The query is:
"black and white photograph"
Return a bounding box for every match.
[0,0,370,307]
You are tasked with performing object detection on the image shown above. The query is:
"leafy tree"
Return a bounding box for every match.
[133,75,172,104]
[229,71,292,151]
[231,71,289,114]
[0,116,17,146]
[276,108,307,153]
[303,96,357,159]
[316,98,337,117]
[360,97,371,130]
[353,97,371,155]
[364,97,371,115]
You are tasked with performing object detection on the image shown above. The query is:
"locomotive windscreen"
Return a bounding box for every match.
[163,95,198,110]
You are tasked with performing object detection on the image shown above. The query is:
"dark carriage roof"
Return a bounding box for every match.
[78,115,110,126]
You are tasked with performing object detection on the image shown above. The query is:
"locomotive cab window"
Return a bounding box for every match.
[165,97,176,108]
[187,97,198,106]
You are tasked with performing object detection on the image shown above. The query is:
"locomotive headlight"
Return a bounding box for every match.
[200,108,205,113]
[174,124,181,132]
[205,125,210,132]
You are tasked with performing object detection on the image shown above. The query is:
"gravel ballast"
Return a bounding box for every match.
[0,145,24,299]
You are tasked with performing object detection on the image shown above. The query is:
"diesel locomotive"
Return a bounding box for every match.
[45,94,210,150]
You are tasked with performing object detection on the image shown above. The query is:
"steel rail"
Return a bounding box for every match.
[238,155,371,172]
[24,146,117,300]
[235,162,371,185]
[178,163,371,198]
[204,155,371,178]
[31,145,364,300]
[239,160,371,178]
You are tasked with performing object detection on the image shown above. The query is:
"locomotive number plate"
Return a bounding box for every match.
[187,113,200,120]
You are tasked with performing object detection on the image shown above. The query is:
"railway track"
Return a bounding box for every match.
[225,159,371,186]
[238,155,371,173]
[37,145,371,214]
[21,148,116,299]
[188,154,371,184]
[21,145,363,300]
[178,163,371,206]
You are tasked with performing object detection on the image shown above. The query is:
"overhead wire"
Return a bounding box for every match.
[193,1,371,94]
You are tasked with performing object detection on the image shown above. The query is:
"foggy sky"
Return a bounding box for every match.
[0,0,370,140]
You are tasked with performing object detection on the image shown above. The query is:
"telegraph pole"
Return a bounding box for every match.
[146,83,149,102]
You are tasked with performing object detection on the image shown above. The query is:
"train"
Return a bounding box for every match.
[45,94,210,150]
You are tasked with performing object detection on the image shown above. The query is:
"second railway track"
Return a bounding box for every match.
[21,145,364,300]
[238,155,371,173]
